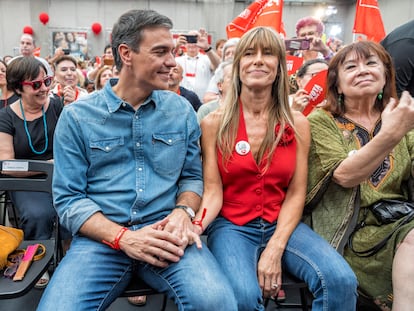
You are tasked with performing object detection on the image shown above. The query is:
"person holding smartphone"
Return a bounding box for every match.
[175,29,220,101]
[294,16,334,62]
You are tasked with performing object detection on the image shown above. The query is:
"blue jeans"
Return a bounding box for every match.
[206,217,358,311]
[37,235,237,311]
[9,191,70,240]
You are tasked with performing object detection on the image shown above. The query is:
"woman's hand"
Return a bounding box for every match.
[292,89,310,112]
[381,92,414,141]
[257,245,283,299]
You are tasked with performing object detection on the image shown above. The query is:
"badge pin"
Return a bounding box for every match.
[235,140,250,156]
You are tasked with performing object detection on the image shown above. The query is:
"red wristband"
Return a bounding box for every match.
[192,208,207,232]
[102,227,128,250]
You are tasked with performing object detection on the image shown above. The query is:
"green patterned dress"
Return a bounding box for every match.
[306,109,414,309]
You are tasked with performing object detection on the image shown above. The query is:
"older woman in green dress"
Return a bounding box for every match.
[306,40,414,310]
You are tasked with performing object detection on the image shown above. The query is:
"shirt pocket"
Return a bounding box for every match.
[152,132,186,176]
[89,137,125,178]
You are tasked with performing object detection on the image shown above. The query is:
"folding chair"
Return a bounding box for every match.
[0,159,61,298]
[0,239,55,299]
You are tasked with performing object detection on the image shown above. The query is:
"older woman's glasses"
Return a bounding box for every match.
[21,76,53,90]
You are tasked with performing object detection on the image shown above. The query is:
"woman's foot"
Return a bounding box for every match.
[127,295,147,306]
[34,271,49,289]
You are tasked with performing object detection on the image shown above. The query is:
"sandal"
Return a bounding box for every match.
[127,295,147,306]
[34,271,49,289]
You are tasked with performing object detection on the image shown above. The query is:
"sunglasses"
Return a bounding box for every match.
[3,253,23,279]
[21,76,53,90]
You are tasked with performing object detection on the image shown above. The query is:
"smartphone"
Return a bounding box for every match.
[103,58,114,66]
[62,48,70,55]
[184,35,198,44]
[284,38,311,51]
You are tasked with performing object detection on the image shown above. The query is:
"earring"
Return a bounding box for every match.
[338,93,344,106]
[377,92,383,101]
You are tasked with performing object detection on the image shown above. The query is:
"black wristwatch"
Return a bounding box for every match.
[175,205,195,220]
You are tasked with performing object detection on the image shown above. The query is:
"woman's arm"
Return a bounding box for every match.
[0,132,15,160]
[192,111,223,234]
[334,92,414,187]
[258,111,311,295]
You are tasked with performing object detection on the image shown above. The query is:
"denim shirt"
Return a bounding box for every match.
[53,79,203,234]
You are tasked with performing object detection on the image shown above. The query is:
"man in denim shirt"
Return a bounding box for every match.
[38,9,237,311]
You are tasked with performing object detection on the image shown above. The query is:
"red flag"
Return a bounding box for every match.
[286,55,303,76]
[302,70,328,116]
[226,0,284,39]
[352,0,385,42]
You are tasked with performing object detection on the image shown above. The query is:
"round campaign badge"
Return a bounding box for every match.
[235,140,250,156]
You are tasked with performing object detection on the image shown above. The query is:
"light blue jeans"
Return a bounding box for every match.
[206,217,358,311]
[37,235,237,311]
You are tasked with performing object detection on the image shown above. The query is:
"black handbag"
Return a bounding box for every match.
[349,199,414,257]
[371,199,414,224]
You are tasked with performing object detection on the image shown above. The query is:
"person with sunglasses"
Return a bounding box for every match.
[0,56,70,288]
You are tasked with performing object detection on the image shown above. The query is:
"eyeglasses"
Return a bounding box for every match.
[21,76,53,90]
[3,253,23,279]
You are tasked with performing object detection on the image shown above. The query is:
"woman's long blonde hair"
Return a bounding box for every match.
[217,27,294,171]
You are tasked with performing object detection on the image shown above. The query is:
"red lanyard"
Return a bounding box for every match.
[185,57,198,78]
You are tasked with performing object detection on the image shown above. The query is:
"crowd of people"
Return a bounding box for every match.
[1,8,414,311]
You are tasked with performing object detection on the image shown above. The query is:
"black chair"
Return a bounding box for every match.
[0,239,54,299]
[263,272,311,311]
[0,160,61,299]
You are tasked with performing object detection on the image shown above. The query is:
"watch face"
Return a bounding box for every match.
[186,207,195,218]
[177,205,195,219]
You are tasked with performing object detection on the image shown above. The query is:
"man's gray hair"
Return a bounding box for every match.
[111,9,173,71]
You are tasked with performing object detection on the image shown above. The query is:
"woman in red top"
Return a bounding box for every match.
[193,27,357,310]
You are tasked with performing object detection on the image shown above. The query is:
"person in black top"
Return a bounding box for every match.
[381,19,414,97]
[0,57,67,240]
[0,60,19,108]
[167,63,202,111]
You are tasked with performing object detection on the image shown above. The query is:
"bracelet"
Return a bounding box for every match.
[192,208,207,232]
[102,227,129,250]
[204,46,212,53]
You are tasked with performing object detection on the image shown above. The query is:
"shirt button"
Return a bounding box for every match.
[168,139,172,143]
[139,189,143,192]
[135,115,139,119]
[122,103,126,107]
[105,146,110,151]
[255,204,261,210]
[256,174,262,179]
[138,167,142,171]
[136,142,140,147]
[132,211,137,215]
[255,188,262,195]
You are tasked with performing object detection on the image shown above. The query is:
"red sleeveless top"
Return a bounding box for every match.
[217,105,296,225]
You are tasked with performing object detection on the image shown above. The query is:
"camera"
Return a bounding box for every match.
[62,49,70,55]
[184,35,198,44]
[284,38,311,51]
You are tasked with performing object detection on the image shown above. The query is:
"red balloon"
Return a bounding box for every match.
[91,22,102,35]
[39,12,49,25]
[23,26,34,35]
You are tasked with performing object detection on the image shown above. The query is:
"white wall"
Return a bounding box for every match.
[0,0,412,59]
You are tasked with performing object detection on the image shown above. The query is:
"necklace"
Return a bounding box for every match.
[19,98,48,155]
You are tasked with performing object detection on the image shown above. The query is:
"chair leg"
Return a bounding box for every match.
[159,294,167,311]
[299,288,310,311]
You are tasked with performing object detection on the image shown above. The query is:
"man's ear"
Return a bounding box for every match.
[118,44,134,67]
